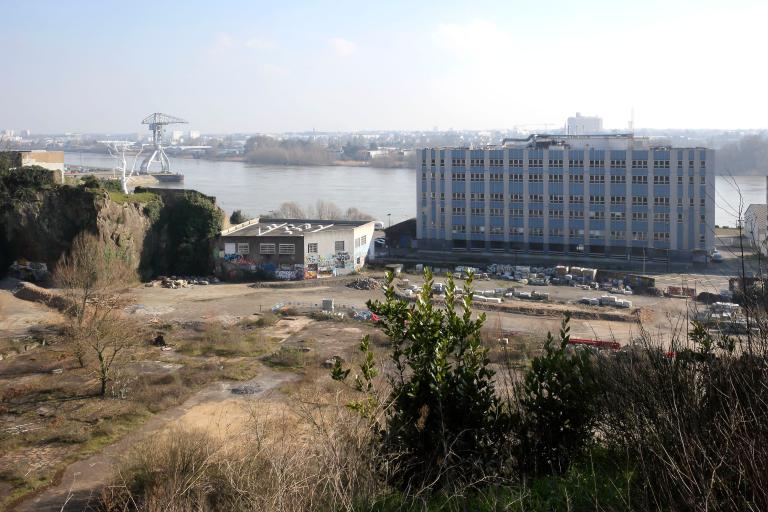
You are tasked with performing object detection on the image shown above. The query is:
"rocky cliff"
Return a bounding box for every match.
[0,169,223,280]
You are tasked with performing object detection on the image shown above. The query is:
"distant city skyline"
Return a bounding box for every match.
[3,0,768,133]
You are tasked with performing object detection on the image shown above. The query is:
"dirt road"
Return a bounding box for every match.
[12,366,297,512]
[0,279,62,339]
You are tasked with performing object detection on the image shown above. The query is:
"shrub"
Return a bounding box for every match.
[229,209,251,225]
[334,269,508,492]
[512,315,599,476]
[595,324,768,510]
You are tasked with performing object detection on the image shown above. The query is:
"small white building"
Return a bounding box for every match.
[216,218,375,280]
[744,204,767,255]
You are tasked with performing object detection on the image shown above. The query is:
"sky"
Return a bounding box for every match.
[2,0,768,134]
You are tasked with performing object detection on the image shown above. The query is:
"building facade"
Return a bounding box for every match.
[566,113,603,135]
[216,218,375,280]
[744,204,767,255]
[417,134,715,261]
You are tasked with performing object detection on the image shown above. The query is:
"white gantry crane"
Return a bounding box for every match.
[137,112,188,175]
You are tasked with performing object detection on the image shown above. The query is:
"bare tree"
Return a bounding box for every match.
[271,201,373,221]
[55,232,142,394]
[315,200,342,220]
[274,202,307,218]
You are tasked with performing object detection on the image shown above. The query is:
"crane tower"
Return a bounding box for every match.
[139,112,187,174]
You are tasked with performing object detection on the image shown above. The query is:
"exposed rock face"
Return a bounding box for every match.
[94,194,155,274]
[1,186,101,272]
[0,185,222,280]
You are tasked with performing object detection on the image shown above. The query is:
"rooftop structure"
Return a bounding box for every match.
[221,218,371,237]
[417,134,715,262]
[217,217,375,280]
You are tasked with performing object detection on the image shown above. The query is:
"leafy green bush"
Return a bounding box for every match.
[80,174,101,189]
[512,315,599,476]
[334,269,507,491]
[165,191,223,275]
[229,209,251,225]
[0,165,55,203]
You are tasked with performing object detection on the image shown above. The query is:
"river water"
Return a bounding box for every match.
[65,152,764,227]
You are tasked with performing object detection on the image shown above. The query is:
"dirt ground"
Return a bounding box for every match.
[0,281,62,340]
[0,271,708,510]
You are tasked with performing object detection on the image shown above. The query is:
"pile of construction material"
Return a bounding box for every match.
[598,295,632,309]
[346,277,381,290]
[145,276,217,288]
[8,260,51,282]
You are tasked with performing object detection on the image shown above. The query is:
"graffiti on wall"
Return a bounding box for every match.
[334,251,351,269]
[223,254,254,265]
[220,251,304,280]
[305,263,318,279]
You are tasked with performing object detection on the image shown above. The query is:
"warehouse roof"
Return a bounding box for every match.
[221,218,373,238]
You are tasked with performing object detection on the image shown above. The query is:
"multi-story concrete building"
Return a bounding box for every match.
[417,134,715,261]
[566,113,603,135]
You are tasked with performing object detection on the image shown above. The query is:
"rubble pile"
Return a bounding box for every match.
[346,277,381,290]
[8,260,51,282]
[145,276,219,289]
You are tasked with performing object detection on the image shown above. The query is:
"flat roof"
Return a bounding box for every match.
[424,134,709,151]
[222,218,372,238]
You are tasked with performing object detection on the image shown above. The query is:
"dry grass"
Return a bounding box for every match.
[176,321,272,357]
[102,388,385,512]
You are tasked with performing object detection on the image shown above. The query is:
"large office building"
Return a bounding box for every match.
[417,134,715,261]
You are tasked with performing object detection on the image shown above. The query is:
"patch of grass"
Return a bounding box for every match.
[263,347,307,369]
[176,324,269,357]
[219,360,260,381]
[368,451,635,512]
[238,313,279,328]
[108,191,158,204]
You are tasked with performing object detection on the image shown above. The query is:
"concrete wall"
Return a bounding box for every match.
[303,221,374,277]
[217,234,306,280]
[20,151,65,171]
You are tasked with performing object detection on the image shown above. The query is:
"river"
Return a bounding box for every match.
[64,152,416,225]
[65,152,763,227]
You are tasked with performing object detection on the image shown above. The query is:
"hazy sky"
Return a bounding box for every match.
[3,0,768,134]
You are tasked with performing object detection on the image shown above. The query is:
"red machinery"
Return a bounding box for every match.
[568,337,621,351]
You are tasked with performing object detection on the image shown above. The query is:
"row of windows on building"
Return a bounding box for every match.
[443,208,704,222]
[236,242,297,256]
[428,192,707,207]
[446,225,702,242]
[427,158,705,169]
[427,172,706,184]
[235,237,366,257]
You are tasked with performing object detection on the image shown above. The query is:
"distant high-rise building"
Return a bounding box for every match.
[417,134,715,261]
[170,130,184,144]
[188,130,201,140]
[21,129,31,137]
[566,113,603,135]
